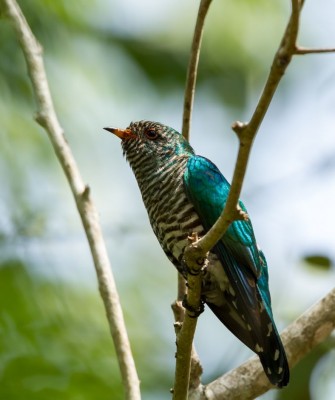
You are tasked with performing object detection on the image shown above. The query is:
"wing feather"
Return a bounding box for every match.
[183,155,289,387]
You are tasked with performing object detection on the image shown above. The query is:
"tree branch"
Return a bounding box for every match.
[182,0,212,141]
[193,0,335,258]
[190,287,335,400]
[172,235,205,400]
[0,1,141,399]
[190,0,303,256]
[175,0,213,340]
[176,1,331,397]
[179,0,335,397]
[172,1,213,397]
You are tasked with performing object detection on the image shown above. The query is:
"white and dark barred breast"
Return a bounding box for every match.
[132,151,204,272]
[123,141,229,306]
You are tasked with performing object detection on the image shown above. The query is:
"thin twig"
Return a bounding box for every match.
[192,0,303,256]
[1,1,141,399]
[190,287,335,400]
[295,46,335,55]
[182,0,212,141]
[176,0,212,337]
[172,1,212,397]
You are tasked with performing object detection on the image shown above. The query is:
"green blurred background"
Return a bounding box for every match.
[0,0,335,399]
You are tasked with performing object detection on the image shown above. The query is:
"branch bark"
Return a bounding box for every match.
[295,46,335,55]
[190,287,335,400]
[172,1,213,398]
[0,1,141,399]
[193,0,303,257]
[182,0,212,141]
[172,251,204,400]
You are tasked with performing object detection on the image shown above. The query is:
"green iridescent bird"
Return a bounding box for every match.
[105,120,289,387]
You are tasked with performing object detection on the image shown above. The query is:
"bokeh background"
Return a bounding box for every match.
[0,0,335,399]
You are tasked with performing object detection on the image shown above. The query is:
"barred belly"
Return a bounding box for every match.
[138,155,229,306]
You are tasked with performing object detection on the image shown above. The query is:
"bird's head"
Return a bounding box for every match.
[104,120,194,170]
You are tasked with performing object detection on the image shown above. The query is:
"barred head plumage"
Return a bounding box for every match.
[105,121,194,173]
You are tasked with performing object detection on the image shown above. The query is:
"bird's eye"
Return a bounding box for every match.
[144,128,158,140]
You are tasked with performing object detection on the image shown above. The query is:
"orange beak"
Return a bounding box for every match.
[103,127,135,140]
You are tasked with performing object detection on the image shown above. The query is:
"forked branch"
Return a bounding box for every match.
[193,0,335,256]
[194,0,304,256]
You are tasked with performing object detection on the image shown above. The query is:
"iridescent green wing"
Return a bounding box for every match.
[184,156,289,387]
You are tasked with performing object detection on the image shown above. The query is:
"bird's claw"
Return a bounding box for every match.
[182,295,205,318]
[186,263,204,276]
[187,232,199,243]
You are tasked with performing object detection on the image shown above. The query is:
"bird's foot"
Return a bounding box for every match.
[187,231,199,243]
[182,295,205,318]
[186,261,206,276]
[184,231,209,275]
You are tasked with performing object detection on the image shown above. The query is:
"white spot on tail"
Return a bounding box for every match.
[255,343,264,353]
[267,323,273,337]
[229,286,235,296]
[267,367,272,375]
[232,301,237,309]
[278,367,283,374]
[274,349,280,361]
[247,324,252,331]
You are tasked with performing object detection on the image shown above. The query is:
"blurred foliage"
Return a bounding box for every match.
[278,337,335,400]
[0,260,172,399]
[0,0,97,103]
[0,260,123,399]
[303,254,333,272]
[0,0,287,108]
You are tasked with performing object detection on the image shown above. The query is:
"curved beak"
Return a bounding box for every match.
[103,127,135,140]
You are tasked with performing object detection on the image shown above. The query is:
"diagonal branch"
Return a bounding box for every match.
[192,0,303,256]
[0,1,141,399]
[191,287,335,400]
[175,1,335,398]
[191,0,335,259]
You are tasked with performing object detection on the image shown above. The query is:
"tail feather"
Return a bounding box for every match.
[255,288,290,387]
[209,243,290,387]
[258,336,290,387]
[206,293,289,387]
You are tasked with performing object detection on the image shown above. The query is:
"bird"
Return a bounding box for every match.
[104,120,290,387]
